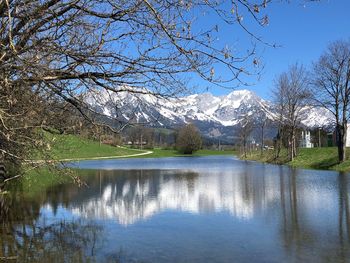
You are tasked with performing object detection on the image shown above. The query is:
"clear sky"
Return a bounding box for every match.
[193,0,350,99]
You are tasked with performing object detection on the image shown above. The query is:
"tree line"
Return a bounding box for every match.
[239,40,350,164]
[122,124,202,154]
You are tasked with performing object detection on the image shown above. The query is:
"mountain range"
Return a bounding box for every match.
[87,89,333,140]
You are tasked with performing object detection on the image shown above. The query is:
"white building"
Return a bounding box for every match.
[300,130,313,148]
[346,124,350,147]
[331,124,350,147]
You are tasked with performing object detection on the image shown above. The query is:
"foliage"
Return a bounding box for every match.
[176,124,202,154]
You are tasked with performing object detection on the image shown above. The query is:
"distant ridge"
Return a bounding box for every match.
[87,89,333,139]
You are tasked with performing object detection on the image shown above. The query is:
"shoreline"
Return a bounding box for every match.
[239,147,350,173]
[30,148,237,163]
[30,149,154,163]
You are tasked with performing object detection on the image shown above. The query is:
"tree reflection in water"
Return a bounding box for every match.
[0,192,102,262]
[338,172,350,260]
[278,167,350,262]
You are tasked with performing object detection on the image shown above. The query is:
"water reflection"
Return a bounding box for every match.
[276,168,350,262]
[67,169,270,225]
[0,193,102,262]
[1,157,350,262]
[339,173,350,242]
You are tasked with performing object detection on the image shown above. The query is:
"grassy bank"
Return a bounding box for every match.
[5,167,75,199]
[8,135,148,195]
[243,147,350,172]
[37,134,145,160]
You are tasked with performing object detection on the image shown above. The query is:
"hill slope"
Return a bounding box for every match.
[40,134,146,160]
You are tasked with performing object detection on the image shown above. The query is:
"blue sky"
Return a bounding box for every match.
[193,0,350,99]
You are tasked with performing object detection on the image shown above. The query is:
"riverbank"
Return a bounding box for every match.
[243,147,350,172]
[14,149,236,198]
[5,135,236,195]
[36,134,236,161]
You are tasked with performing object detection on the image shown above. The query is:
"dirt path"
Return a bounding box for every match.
[58,149,153,162]
[30,147,153,163]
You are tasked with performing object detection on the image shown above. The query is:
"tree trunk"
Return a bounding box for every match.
[289,139,294,161]
[260,125,264,156]
[0,154,5,188]
[343,124,347,161]
[288,127,297,162]
[275,127,282,159]
[243,137,247,158]
[336,124,346,163]
[288,131,294,162]
[293,134,297,158]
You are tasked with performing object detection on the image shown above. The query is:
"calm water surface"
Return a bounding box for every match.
[1,156,350,262]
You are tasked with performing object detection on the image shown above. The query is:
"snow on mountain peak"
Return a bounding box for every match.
[226,89,253,98]
[86,88,333,137]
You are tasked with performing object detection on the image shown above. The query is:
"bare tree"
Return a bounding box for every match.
[238,115,254,158]
[254,108,269,156]
[0,0,276,182]
[272,64,311,161]
[273,86,286,159]
[312,40,350,163]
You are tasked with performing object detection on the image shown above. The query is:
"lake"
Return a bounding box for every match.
[1,156,350,262]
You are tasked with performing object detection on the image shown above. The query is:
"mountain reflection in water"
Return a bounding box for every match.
[69,169,263,225]
[1,156,350,262]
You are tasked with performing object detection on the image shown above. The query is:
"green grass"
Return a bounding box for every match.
[6,167,75,199]
[128,148,237,158]
[38,134,144,160]
[243,147,350,172]
[28,131,239,161]
[194,149,237,156]
[289,147,339,170]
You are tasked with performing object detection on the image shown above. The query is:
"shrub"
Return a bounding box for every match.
[176,124,202,154]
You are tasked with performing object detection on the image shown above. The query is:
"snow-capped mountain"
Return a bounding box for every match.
[87,89,333,139]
